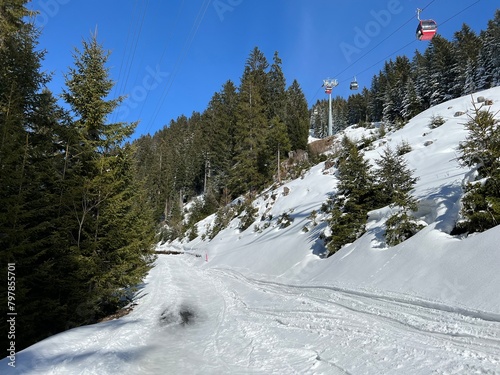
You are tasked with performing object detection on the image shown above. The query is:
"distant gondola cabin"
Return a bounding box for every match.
[416,19,437,41]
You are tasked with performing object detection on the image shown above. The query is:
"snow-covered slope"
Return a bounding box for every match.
[3,88,500,374]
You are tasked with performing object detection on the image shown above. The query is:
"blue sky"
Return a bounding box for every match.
[29,0,498,139]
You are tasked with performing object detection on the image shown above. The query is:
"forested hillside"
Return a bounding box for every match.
[134,10,500,244]
[0,1,155,351]
[310,15,500,136]
[133,48,311,240]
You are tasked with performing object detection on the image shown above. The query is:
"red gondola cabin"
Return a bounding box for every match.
[416,19,437,41]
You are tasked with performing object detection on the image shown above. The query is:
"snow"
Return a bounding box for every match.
[3,88,500,374]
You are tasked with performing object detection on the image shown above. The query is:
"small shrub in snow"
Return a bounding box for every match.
[209,206,236,239]
[385,211,425,247]
[308,210,318,226]
[277,212,294,229]
[396,140,412,155]
[429,114,446,129]
[238,201,258,232]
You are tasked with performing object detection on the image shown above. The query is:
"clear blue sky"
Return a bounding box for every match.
[29,0,498,138]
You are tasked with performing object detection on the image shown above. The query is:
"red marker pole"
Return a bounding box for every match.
[205,253,208,262]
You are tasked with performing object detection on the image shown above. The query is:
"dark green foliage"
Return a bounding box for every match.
[277,212,294,229]
[429,114,446,128]
[0,13,155,351]
[285,79,309,150]
[326,137,376,255]
[237,197,259,232]
[456,103,500,234]
[375,146,418,207]
[209,205,237,239]
[375,146,421,246]
[385,211,425,247]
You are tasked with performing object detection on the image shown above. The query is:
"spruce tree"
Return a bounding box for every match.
[374,146,422,246]
[0,0,80,350]
[201,80,238,194]
[285,79,309,150]
[451,24,481,97]
[266,51,286,122]
[62,32,155,323]
[230,47,269,195]
[327,136,375,255]
[456,103,500,234]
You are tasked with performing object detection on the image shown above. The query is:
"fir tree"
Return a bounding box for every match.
[230,47,269,195]
[456,102,500,234]
[451,24,481,97]
[266,51,286,122]
[327,136,375,255]
[285,79,309,150]
[62,32,155,323]
[374,146,422,246]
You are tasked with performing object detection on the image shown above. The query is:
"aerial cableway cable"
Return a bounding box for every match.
[111,0,149,124]
[137,0,186,123]
[311,0,482,102]
[145,0,212,134]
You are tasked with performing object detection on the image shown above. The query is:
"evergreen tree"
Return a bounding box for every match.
[266,116,291,182]
[481,10,500,87]
[426,35,457,105]
[456,103,500,234]
[374,146,418,206]
[327,136,375,255]
[285,79,309,150]
[266,51,286,122]
[62,32,155,323]
[201,80,238,195]
[230,47,269,195]
[402,76,422,120]
[332,96,348,133]
[374,146,422,246]
[451,24,481,97]
[0,0,80,350]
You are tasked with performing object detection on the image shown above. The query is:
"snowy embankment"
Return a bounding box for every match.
[2,88,500,374]
[187,87,500,315]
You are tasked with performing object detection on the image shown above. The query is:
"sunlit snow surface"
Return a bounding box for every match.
[3,88,500,374]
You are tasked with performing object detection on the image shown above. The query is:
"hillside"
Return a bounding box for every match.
[178,86,500,315]
[2,88,500,374]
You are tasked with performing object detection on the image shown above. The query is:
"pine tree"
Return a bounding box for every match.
[456,102,500,234]
[0,0,81,350]
[374,146,422,246]
[62,32,155,323]
[451,24,481,97]
[375,146,418,206]
[327,136,375,255]
[201,80,238,194]
[230,47,269,195]
[285,79,309,150]
[482,10,500,87]
[402,76,422,120]
[266,116,291,182]
[266,51,286,122]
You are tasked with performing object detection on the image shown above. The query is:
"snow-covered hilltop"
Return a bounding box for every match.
[3,88,500,374]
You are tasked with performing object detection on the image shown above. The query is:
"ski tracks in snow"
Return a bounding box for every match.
[9,255,500,374]
[204,264,500,374]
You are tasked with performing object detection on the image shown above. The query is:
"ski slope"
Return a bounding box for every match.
[3,88,500,374]
[5,255,500,374]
